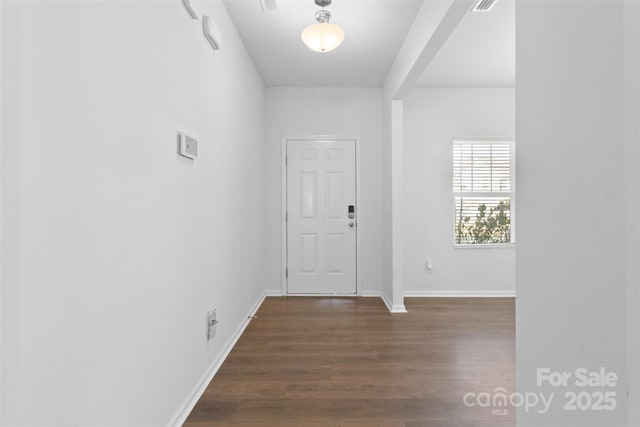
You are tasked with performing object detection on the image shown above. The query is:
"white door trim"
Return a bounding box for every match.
[281,136,362,296]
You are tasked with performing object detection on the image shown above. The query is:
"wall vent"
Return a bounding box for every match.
[472,0,498,12]
[260,0,280,11]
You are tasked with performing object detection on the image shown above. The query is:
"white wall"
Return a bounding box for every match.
[0,1,265,425]
[403,88,515,294]
[516,1,630,425]
[263,87,384,294]
[0,1,21,422]
[624,0,640,423]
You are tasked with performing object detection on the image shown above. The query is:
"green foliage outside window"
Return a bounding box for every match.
[455,199,511,245]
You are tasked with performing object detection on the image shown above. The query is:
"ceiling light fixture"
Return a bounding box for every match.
[301,0,345,53]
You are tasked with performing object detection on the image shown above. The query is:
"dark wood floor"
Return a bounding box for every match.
[185,297,515,427]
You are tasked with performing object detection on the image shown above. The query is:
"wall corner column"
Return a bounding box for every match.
[390,99,407,313]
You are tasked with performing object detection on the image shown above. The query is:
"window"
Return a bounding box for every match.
[453,140,515,246]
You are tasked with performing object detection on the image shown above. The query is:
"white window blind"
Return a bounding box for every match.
[453,140,514,245]
[454,143,511,193]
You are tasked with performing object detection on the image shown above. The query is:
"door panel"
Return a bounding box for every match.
[326,234,344,274]
[287,140,356,294]
[300,234,318,273]
[326,173,344,219]
[300,173,317,218]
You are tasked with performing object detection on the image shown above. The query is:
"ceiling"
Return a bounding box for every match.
[224,0,515,88]
[224,0,423,87]
[417,0,515,87]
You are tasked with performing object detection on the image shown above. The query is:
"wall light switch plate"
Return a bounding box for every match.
[178,132,198,159]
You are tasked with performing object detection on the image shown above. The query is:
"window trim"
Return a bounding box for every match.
[452,139,516,248]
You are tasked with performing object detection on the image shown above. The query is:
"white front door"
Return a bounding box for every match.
[286,139,357,294]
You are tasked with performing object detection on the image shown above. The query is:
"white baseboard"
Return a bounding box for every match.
[380,291,392,311]
[380,291,407,313]
[404,290,516,298]
[361,290,381,297]
[390,304,408,313]
[285,293,358,297]
[168,292,267,427]
[264,289,283,296]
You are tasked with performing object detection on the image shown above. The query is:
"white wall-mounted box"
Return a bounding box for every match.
[178,132,198,159]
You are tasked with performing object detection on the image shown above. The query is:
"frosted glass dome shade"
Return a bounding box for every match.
[301,22,345,53]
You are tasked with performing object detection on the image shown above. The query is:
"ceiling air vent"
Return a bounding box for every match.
[259,0,280,11]
[472,0,498,12]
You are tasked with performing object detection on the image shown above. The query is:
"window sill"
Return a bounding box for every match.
[454,243,516,249]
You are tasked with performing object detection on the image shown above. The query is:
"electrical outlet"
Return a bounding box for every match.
[206,309,218,340]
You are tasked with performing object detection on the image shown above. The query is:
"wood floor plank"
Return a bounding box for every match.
[184,297,515,426]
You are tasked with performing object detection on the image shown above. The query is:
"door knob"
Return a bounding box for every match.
[348,221,355,228]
